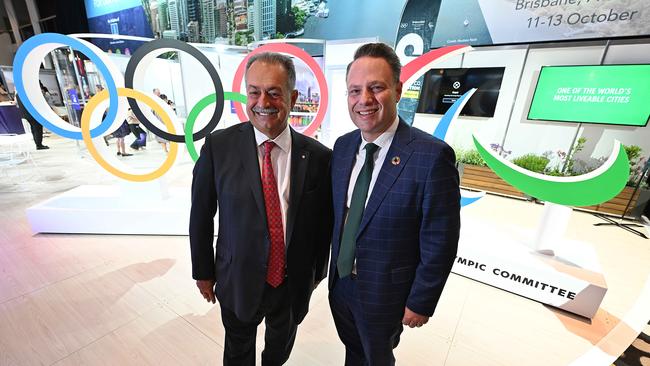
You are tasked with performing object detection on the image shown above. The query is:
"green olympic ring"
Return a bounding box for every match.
[185,91,248,162]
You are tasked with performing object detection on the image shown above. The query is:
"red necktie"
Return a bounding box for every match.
[262,141,285,287]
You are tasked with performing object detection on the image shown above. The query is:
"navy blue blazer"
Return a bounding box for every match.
[328,119,460,324]
[190,122,333,323]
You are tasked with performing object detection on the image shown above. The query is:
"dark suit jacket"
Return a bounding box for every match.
[329,119,460,324]
[190,122,333,323]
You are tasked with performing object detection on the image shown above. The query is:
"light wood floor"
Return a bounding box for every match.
[1,135,649,365]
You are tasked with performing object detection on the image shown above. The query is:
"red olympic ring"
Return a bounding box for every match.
[232,43,329,137]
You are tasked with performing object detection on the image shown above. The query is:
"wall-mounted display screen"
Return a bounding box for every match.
[416,67,505,117]
[528,65,650,127]
[427,0,650,48]
[84,0,153,54]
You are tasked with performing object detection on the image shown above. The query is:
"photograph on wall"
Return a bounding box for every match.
[289,56,322,133]
[84,0,409,47]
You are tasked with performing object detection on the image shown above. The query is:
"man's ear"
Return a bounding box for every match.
[396,81,403,103]
[290,89,299,107]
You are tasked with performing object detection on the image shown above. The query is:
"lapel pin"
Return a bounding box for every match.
[391,156,400,165]
[301,154,306,159]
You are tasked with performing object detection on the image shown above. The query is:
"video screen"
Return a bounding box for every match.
[416,67,505,118]
[528,64,650,127]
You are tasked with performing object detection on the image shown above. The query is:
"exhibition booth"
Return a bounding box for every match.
[0,0,649,365]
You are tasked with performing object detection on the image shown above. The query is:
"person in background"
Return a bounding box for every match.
[40,84,55,108]
[14,93,49,150]
[189,52,333,366]
[328,43,460,366]
[0,84,11,102]
[111,119,132,157]
[160,93,176,112]
[127,109,147,150]
[154,94,173,153]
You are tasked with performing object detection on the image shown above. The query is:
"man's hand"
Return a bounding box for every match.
[196,280,216,304]
[402,307,429,328]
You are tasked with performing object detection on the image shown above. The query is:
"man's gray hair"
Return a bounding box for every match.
[245,52,296,90]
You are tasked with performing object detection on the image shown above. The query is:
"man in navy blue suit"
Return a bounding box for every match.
[190,53,333,365]
[329,43,461,365]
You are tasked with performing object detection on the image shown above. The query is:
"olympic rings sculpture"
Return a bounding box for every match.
[13,33,463,182]
[12,33,330,181]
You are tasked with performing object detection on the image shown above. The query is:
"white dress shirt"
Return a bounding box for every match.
[254,124,292,244]
[346,116,399,209]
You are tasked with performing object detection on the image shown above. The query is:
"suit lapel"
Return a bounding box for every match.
[334,133,361,235]
[286,129,308,247]
[239,123,266,218]
[357,120,414,236]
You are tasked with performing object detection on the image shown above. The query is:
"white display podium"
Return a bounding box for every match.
[453,214,607,319]
[26,183,191,235]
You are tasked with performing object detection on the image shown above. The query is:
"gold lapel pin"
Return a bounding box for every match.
[391,156,400,165]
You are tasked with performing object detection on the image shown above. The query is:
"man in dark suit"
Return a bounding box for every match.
[190,52,333,366]
[329,43,461,365]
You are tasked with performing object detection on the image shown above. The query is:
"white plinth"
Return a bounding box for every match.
[26,184,191,235]
[453,216,607,319]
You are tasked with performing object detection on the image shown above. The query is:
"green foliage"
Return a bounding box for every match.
[274,32,285,39]
[455,148,487,167]
[624,144,642,162]
[544,168,566,177]
[564,137,586,174]
[291,6,308,29]
[623,144,645,187]
[234,30,254,46]
[511,154,550,173]
[158,51,178,60]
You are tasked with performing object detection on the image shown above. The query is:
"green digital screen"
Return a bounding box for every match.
[528,65,650,127]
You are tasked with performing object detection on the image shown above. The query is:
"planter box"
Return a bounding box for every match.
[578,186,641,217]
[459,164,526,199]
[460,164,643,217]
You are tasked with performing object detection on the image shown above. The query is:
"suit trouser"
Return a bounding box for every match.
[219,281,297,366]
[329,276,403,366]
[26,115,44,147]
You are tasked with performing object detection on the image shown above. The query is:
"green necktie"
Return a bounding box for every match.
[338,142,379,278]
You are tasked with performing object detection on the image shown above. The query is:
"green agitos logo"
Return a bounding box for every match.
[472,136,629,206]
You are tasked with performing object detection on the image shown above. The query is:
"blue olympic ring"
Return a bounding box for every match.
[13,33,119,139]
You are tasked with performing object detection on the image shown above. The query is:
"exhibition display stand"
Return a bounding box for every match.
[453,205,607,319]
[26,180,191,235]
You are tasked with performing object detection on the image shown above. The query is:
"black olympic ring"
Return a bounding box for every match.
[124,39,225,143]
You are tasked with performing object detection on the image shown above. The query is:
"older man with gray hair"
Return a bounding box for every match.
[189,52,333,365]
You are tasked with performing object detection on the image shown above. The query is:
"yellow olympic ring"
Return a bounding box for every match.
[81,88,179,182]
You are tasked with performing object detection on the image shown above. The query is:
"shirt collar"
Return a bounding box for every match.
[254,123,292,153]
[359,115,399,152]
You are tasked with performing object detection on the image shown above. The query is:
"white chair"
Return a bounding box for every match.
[0,119,37,178]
